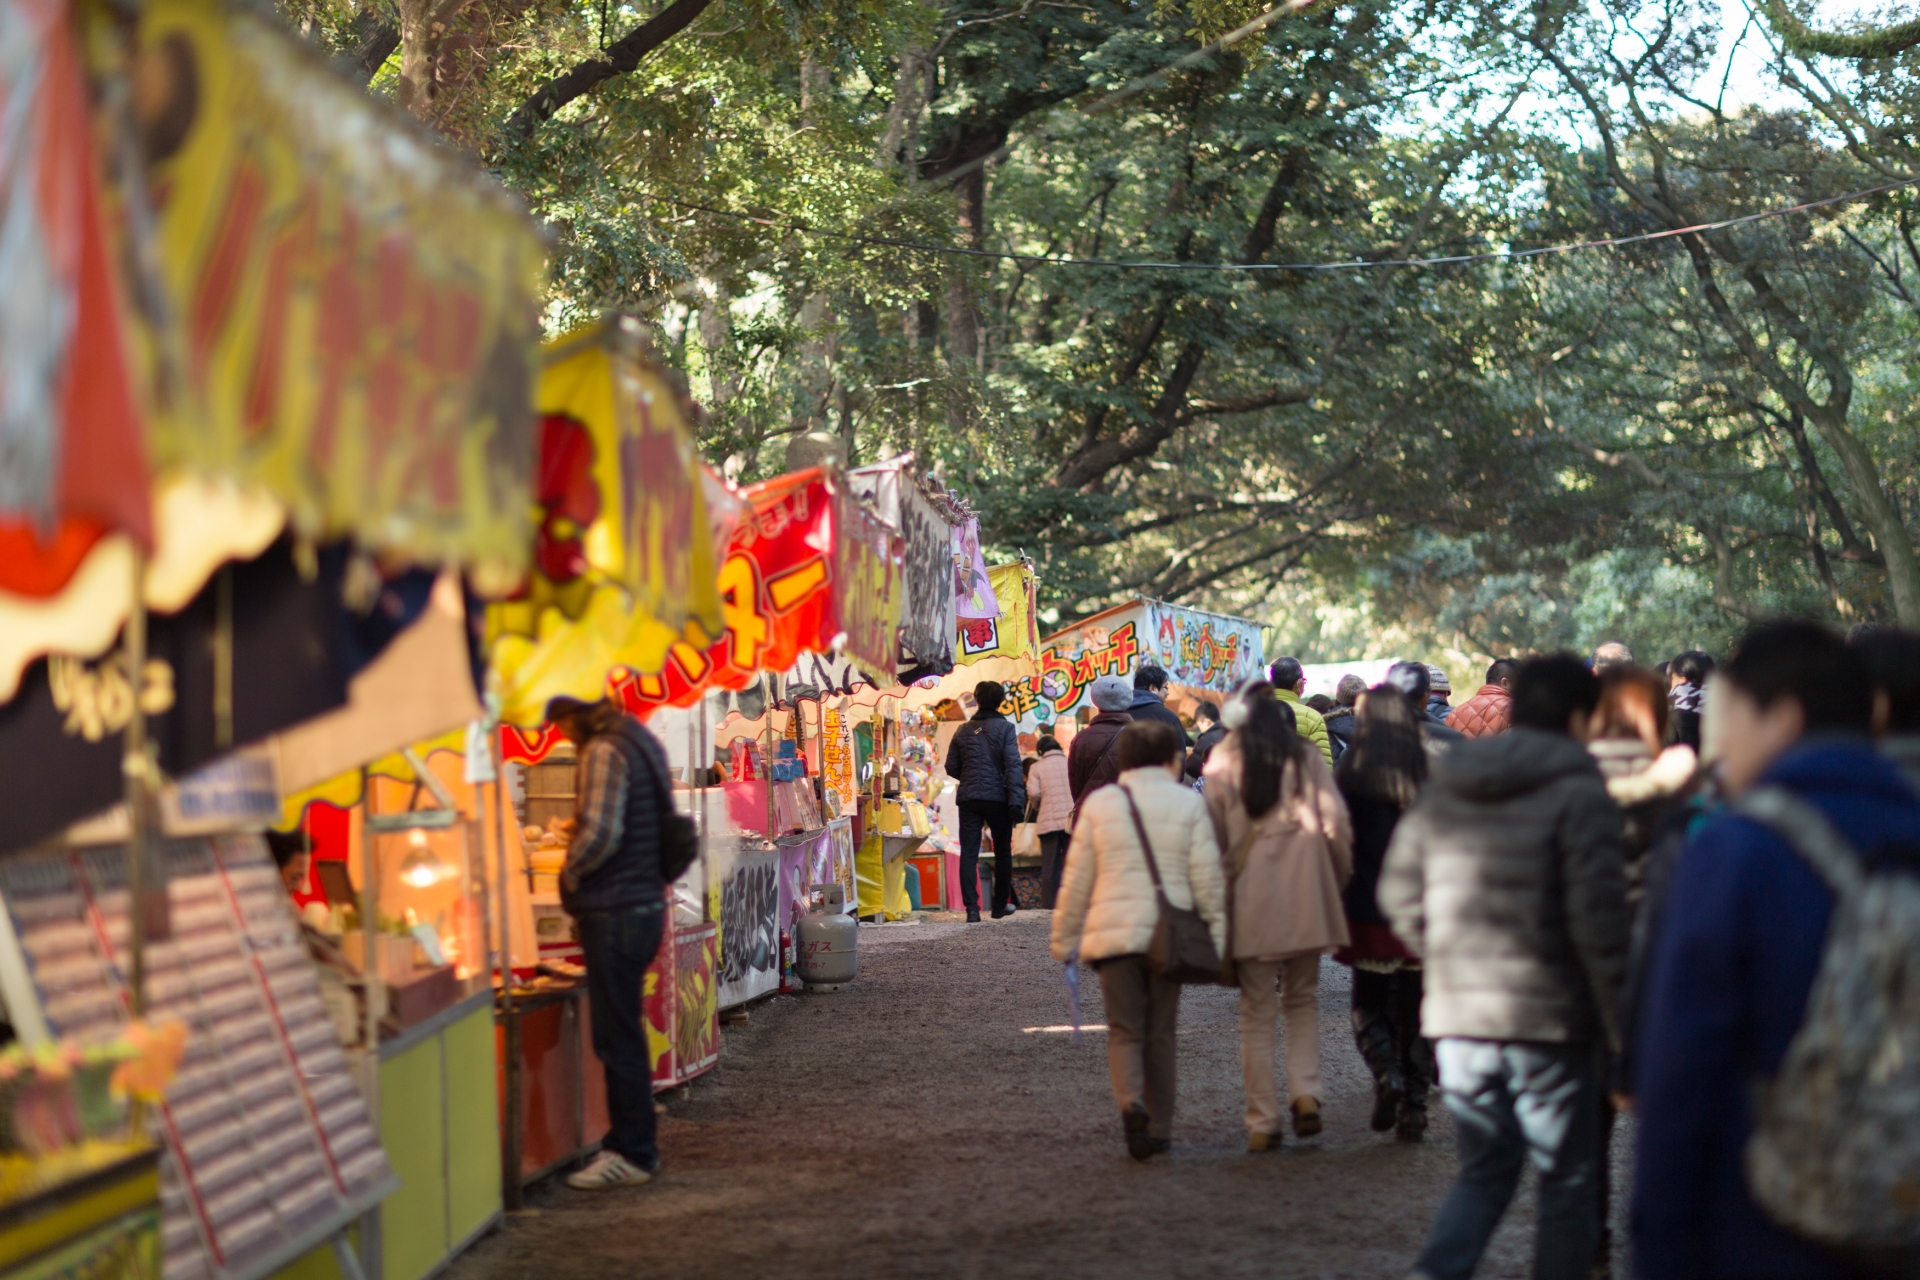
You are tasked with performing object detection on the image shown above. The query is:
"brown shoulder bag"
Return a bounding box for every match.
[1119,783,1223,984]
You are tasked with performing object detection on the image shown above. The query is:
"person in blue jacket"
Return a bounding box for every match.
[1631,621,1920,1279]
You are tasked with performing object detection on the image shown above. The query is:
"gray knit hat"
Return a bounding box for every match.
[1089,674,1134,712]
[1426,665,1451,695]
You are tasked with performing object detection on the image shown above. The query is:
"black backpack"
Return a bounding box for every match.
[626,724,701,884]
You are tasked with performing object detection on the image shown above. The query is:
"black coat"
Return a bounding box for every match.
[1184,723,1226,779]
[1068,711,1132,803]
[1128,690,1191,744]
[944,711,1026,808]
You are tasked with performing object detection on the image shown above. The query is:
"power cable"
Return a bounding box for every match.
[662,174,1920,272]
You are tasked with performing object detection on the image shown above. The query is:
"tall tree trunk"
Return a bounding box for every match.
[696,282,739,415]
[946,166,984,367]
[1807,406,1920,624]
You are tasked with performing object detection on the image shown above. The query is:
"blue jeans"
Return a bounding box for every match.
[1415,1038,1599,1280]
[576,904,665,1170]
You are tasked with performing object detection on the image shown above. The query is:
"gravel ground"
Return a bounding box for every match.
[446,910,1632,1279]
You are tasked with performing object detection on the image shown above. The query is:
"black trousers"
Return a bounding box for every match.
[577,904,665,1169]
[1039,830,1070,908]
[958,800,1016,913]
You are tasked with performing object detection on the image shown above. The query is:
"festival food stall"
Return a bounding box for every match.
[477,319,754,1196]
[0,0,546,1270]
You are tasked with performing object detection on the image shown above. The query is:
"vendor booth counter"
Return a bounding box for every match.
[495,918,716,1205]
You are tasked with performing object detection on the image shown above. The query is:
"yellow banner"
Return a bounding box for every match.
[956,562,1037,665]
[484,321,724,726]
[116,0,545,593]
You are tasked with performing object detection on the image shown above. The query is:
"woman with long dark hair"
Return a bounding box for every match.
[1204,681,1353,1151]
[1335,687,1433,1140]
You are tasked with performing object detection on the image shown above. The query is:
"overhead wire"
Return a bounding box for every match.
[662,175,1920,273]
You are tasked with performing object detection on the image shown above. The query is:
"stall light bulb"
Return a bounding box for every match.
[399,835,450,888]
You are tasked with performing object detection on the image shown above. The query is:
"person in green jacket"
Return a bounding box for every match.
[1270,657,1334,763]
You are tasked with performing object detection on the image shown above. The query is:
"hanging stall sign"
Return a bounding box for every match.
[1008,597,1264,728]
[114,0,545,595]
[486,320,722,726]
[952,518,1000,620]
[820,707,855,812]
[847,454,962,676]
[594,469,902,722]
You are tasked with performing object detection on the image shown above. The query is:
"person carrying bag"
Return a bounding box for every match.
[1050,719,1227,1161]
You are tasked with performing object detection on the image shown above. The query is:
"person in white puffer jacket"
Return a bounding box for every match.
[1051,719,1227,1160]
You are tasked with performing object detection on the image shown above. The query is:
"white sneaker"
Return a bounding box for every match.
[565,1150,653,1189]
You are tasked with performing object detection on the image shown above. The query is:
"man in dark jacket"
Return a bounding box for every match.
[1380,655,1628,1280]
[1183,701,1224,781]
[1632,623,1920,1280]
[1127,664,1190,746]
[547,694,673,1189]
[1322,674,1365,760]
[944,680,1027,921]
[1068,674,1134,813]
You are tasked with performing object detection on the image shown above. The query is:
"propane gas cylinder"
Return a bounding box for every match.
[796,883,858,989]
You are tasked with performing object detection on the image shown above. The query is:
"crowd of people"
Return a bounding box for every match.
[1017,625,1920,1280]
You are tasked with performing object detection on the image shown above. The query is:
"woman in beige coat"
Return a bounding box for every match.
[1051,720,1226,1161]
[1204,682,1354,1151]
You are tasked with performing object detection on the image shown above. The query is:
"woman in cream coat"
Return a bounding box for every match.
[1204,683,1353,1150]
[1051,719,1226,1161]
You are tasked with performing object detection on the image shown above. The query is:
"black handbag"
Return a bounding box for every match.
[1118,783,1223,984]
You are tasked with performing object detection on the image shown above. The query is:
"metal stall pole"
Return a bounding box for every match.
[491,730,523,1211]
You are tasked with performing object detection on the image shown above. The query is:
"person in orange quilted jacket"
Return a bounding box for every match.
[1446,659,1519,738]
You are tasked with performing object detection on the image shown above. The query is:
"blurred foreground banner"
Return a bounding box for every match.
[119,0,545,592]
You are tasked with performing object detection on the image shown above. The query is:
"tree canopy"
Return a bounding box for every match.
[287,0,1920,670]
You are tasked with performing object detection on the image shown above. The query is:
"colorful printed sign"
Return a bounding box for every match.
[118,0,545,593]
[1008,598,1264,727]
[1143,600,1265,693]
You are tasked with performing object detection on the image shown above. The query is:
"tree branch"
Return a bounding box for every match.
[1756,0,1920,60]
[499,0,715,145]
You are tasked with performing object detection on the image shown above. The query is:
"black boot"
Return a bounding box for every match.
[1395,1097,1428,1142]
[966,908,981,923]
[1351,973,1404,1132]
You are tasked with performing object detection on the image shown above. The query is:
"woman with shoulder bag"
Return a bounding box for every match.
[1204,681,1354,1152]
[1050,719,1226,1161]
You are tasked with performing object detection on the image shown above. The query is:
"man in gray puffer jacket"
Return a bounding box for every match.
[1379,654,1628,1280]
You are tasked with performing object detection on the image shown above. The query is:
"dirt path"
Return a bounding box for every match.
[446,911,1631,1279]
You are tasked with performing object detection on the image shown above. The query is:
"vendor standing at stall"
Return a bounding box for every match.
[946,680,1027,923]
[546,694,671,1189]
